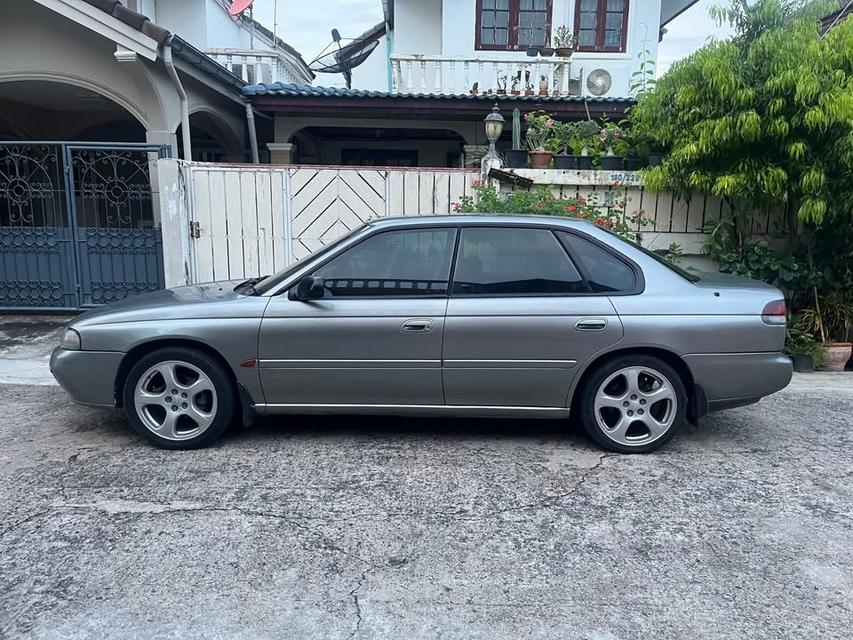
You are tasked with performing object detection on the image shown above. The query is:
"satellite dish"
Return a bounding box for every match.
[229,0,255,17]
[309,28,382,89]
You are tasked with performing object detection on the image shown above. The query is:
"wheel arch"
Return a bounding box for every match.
[114,338,237,409]
[571,346,703,421]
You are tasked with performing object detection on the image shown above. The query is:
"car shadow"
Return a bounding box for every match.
[227,412,590,446]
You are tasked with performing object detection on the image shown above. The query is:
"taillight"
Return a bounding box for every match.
[762,299,787,325]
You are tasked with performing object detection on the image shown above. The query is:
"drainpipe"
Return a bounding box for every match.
[245,103,260,163]
[163,39,192,162]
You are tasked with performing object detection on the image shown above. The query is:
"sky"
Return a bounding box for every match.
[250,0,733,78]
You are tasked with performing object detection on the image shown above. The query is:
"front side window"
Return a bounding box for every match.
[575,0,629,52]
[556,231,637,293]
[313,228,457,297]
[477,0,552,50]
[452,227,587,295]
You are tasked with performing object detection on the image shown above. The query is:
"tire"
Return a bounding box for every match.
[577,355,688,454]
[123,347,236,450]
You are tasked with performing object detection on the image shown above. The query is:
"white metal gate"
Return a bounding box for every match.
[182,165,479,284]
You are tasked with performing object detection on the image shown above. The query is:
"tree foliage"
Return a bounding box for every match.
[630,0,853,225]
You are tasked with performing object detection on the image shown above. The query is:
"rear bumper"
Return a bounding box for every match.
[685,352,792,413]
[50,347,124,408]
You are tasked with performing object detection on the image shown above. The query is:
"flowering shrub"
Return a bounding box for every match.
[524,111,556,151]
[454,182,647,241]
[599,121,630,156]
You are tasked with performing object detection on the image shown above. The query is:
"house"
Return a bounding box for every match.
[0,0,307,310]
[0,0,312,160]
[245,0,699,167]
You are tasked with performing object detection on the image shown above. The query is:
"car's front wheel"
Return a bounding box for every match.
[578,355,688,454]
[123,347,236,449]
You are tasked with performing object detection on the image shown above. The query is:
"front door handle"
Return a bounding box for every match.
[576,317,607,331]
[401,318,433,333]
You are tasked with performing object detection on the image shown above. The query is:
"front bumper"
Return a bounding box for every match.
[50,347,124,408]
[684,352,793,412]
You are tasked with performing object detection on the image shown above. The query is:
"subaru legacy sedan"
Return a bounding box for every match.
[51,216,792,453]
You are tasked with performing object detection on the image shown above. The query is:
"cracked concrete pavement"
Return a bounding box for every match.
[1,373,852,639]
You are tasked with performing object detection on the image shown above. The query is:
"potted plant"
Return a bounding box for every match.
[496,72,507,96]
[510,74,521,96]
[524,27,539,56]
[648,149,665,167]
[785,319,821,372]
[801,291,853,371]
[505,107,528,168]
[599,121,629,171]
[623,152,645,171]
[524,71,535,96]
[538,75,549,96]
[573,120,599,170]
[469,81,479,96]
[549,121,576,170]
[541,44,555,56]
[524,110,555,169]
[553,26,576,57]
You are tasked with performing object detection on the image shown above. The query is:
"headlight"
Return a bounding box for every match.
[60,328,81,350]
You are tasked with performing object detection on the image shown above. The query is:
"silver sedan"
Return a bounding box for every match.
[51,215,792,453]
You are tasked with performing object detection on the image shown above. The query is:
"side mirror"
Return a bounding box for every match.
[289,275,325,301]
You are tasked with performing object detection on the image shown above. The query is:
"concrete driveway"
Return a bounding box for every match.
[1,372,851,639]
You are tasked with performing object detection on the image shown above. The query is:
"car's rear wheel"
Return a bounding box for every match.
[578,355,687,453]
[123,347,236,449]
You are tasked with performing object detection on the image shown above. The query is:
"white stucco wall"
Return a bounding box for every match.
[395,0,443,55]
[350,34,390,91]
[155,0,208,48]
[371,0,663,97]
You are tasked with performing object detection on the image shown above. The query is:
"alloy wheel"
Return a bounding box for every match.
[133,360,218,441]
[593,365,677,446]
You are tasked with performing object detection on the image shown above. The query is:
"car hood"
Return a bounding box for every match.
[71,281,260,326]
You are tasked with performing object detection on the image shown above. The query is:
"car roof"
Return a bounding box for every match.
[367,214,590,229]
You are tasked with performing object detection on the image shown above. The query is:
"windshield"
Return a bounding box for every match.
[253,226,366,294]
[600,228,701,283]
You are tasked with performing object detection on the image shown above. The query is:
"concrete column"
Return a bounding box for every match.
[146,130,178,159]
[267,142,296,165]
[155,158,191,288]
[463,144,488,168]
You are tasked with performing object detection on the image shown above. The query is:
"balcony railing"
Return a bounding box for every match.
[391,54,580,96]
[204,49,303,85]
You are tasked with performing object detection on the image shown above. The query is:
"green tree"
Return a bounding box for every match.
[630,0,853,230]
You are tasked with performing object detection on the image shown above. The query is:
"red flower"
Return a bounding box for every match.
[594,219,607,227]
[566,204,578,213]
[453,203,462,212]
[472,179,482,187]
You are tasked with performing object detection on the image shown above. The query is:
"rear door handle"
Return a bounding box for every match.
[402,318,433,333]
[576,317,607,331]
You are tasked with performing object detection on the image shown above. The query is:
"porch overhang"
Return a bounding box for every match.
[244,84,634,121]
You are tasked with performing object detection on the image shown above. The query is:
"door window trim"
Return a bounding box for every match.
[285,226,460,300]
[447,224,644,298]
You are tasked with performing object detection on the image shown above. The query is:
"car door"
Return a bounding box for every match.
[442,226,626,408]
[258,226,457,406]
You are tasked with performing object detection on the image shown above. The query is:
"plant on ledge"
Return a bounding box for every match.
[453,181,646,241]
[524,111,556,168]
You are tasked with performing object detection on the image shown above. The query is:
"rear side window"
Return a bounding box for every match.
[314,228,457,297]
[452,227,587,295]
[556,231,637,293]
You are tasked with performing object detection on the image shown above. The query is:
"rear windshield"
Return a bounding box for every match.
[599,228,701,283]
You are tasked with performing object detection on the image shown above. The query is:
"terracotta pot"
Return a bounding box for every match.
[524,89,535,96]
[510,90,521,96]
[528,150,553,169]
[821,343,852,371]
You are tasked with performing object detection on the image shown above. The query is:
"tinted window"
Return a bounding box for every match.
[313,228,456,297]
[452,227,587,295]
[557,231,637,293]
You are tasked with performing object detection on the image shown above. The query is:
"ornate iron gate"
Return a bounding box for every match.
[0,142,169,310]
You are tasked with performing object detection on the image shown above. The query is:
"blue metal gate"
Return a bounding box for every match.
[0,142,170,310]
